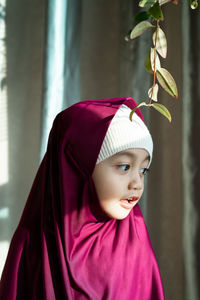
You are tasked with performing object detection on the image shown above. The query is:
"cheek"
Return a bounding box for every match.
[93,172,121,201]
[98,177,119,200]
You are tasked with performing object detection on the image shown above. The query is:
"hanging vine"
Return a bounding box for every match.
[126,0,198,122]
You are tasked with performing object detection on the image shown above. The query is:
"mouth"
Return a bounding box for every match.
[119,197,139,210]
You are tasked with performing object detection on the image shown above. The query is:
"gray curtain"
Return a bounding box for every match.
[0,1,200,299]
[182,3,200,300]
[0,0,46,275]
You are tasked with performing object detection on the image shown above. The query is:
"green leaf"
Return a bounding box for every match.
[145,49,161,74]
[156,68,178,98]
[148,84,159,101]
[148,1,164,20]
[153,27,167,58]
[144,51,153,74]
[134,11,151,22]
[129,102,148,121]
[190,0,198,9]
[151,103,172,122]
[150,47,161,71]
[139,0,157,7]
[130,21,154,40]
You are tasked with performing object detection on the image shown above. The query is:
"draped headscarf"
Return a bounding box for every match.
[0,97,164,300]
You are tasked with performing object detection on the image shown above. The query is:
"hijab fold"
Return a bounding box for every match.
[0,97,164,299]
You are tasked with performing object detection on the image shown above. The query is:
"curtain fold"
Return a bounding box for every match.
[40,0,68,158]
[182,3,200,300]
[63,0,81,107]
[40,0,82,158]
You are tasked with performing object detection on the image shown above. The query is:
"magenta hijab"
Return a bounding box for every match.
[0,97,164,299]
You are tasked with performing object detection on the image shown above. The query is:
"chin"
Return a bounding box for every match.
[107,210,131,220]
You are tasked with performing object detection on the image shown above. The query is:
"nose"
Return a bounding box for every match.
[128,171,143,191]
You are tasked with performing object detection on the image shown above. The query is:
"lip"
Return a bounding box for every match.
[119,197,139,210]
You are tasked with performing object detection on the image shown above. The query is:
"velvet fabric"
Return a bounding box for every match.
[0,97,164,299]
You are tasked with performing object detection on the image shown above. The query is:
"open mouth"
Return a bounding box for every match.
[127,196,139,202]
[120,197,139,209]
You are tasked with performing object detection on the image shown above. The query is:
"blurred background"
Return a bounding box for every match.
[0,1,199,299]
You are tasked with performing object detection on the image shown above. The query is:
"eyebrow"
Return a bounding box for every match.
[112,150,150,162]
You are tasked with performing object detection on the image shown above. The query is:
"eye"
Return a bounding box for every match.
[117,164,130,172]
[140,168,149,175]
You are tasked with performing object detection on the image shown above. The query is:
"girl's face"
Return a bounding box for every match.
[92,148,150,220]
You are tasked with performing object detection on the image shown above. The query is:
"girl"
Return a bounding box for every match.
[0,97,164,299]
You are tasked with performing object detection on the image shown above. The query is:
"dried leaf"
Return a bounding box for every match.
[130,21,154,40]
[129,102,148,121]
[150,48,161,71]
[156,68,178,98]
[148,84,159,101]
[151,103,172,122]
[153,27,167,58]
[148,1,164,20]
[139,0,157,7]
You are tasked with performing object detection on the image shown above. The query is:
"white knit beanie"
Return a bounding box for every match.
[96,104,153,165]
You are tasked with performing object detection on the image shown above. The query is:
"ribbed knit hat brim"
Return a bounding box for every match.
[96,104,153,164]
